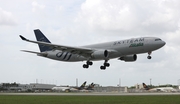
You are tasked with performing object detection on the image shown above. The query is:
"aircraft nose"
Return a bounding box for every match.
[162,41,166,46]
[155,40,166,49]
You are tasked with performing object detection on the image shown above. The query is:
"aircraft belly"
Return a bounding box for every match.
[107,52,122,59]
[116,45,146,55]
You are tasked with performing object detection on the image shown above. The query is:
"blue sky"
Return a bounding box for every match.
[0,0,180,87]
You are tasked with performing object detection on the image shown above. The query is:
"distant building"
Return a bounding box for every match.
[30,83,56,91]
[0,82,56,92]
[135,84,144,89]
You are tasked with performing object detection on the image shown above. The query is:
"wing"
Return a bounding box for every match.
[19,35,94,57]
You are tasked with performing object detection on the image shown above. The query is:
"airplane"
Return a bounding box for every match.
[142,83,177,92]
[85,83,95,90]
[76,83,95,92]
[19,29,166,70]
[52,81,86,92]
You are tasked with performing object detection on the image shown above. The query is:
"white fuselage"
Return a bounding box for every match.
[44,37,165,62]
[52,86,83,92]
[149,87,177,92]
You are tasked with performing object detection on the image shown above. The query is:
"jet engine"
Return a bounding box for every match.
[91,50,109,60]
[119,54,137,62]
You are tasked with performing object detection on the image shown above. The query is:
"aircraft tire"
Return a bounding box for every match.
[147,56,152,59]
[104,63,110,67]
[87,61,93,65]
[100,66,106,70]
[83,64,89,68]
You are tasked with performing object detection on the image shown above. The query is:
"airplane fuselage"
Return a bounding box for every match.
[45,37,165,62]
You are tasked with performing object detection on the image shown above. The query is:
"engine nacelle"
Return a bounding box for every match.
[119,54,137,62]
[91,50,109,60]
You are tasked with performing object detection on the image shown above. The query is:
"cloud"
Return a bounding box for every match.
[165,29,180,45]
[77,0,138,31]
[75,0,180,36]
[32,1,45,12]
[140,0,180,34]
[0,8,17,26]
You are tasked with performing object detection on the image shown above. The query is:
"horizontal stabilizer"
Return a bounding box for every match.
[21,50,47,57]
[19,35,28,41]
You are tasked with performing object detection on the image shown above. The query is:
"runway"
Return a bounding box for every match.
[1,92,180,96]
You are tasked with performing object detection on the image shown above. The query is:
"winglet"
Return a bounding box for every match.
[19,35,27,41]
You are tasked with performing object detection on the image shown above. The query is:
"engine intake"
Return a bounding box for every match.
[91,50,109,60]
[119,54,137,62]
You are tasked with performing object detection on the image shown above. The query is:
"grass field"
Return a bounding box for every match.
[0,95,180,104]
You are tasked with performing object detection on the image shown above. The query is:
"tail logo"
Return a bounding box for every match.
[39,37,46,47]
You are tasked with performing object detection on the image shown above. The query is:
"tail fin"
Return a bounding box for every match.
[89,83,95,88]
[86,83,95,90]
[34,29,52,52]
[142,83,149,90]
[80,81,86,88]
[90,83,95,90]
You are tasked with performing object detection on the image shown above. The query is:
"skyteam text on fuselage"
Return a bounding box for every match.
[19,29,166,70]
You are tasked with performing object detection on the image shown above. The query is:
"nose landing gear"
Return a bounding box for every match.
[147,52,152,59]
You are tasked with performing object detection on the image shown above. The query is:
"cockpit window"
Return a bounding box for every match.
[155,39,161,41]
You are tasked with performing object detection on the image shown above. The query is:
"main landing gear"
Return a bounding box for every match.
[83,61,93,68]
[82,60,110,70]
[100,60,110,70]
[147,52,152,59]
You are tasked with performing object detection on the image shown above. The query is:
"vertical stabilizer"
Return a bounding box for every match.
[142,83,149,90]
[34,29,52,52]
[86,83,95,90]
[79,81,87,89]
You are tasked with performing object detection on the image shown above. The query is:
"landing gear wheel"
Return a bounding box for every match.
[104,63,110,67]
[83,64,89,68]
[147,52,152,59]
[83,61,93,69]
[147,56,152,59]
[100,60,110,70]
[100,66,106,70]
[87,61,93,65]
